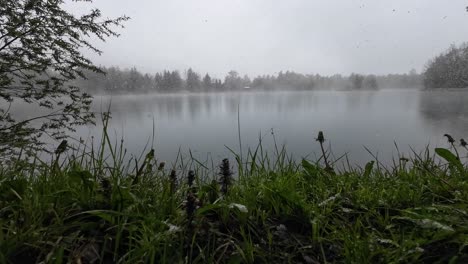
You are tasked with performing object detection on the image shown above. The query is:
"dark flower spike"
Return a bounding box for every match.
[188,170,195,187]
[219,158,233,195]
[399,157,409,162]
[158,161,166,171]
[316,131,333,173]
[146,149,155,160]
[461,138,467,147]
[55,140,68,155]
[316,131,325,143]
[444,134,460,160]
[170,169,177,194]
[444,134,455,144]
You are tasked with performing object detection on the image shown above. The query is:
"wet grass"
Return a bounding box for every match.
[1,126,468,263]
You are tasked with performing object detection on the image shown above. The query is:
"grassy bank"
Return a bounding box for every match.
[1,130,468,263]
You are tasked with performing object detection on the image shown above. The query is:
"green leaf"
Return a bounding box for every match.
[196,203,225,216]
[68,170,94,191]
[69,210,128,224]
[228,254,243,264]
[53,246,65,264]
[302,159,319,177]
[435,148,464,174]
[363,161,374,178]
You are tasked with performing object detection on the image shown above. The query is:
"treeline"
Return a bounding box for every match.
[77,67,422,94]
[424,43,468,89]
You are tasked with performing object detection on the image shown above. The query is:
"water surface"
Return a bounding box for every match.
[74,89,468,167]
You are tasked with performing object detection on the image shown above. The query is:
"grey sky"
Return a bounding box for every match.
[80,0,468,77]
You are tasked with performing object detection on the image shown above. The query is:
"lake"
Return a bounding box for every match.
[72,89,468,167]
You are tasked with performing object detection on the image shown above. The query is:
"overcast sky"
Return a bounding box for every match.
[78,0,468,77]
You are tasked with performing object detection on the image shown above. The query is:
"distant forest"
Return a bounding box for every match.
[424,43,468,89]
[74,42,468,94]
[77,67,423,94]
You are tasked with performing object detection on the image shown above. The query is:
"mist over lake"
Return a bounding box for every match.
[69,89,468,167]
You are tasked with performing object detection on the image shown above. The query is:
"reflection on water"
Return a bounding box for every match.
[419,90,468,139]
[71,90,468,166]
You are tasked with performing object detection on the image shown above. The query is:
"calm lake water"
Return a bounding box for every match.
[72,89,468,167]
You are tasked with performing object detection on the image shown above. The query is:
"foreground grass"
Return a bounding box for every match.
[1,134,468,263]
